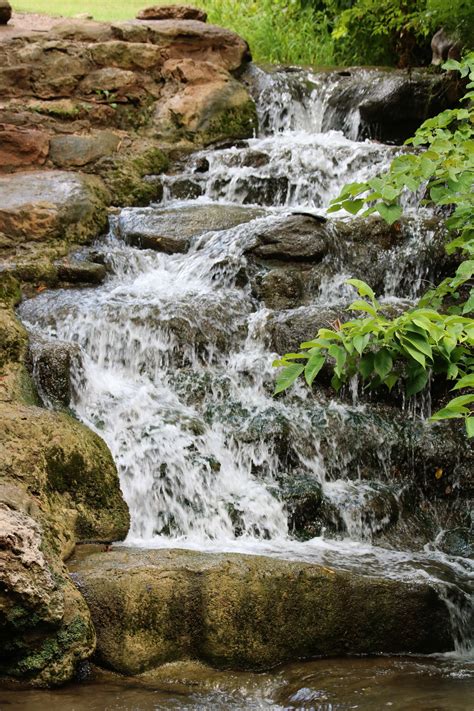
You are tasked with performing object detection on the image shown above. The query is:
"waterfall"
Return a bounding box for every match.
[20,66,473,657]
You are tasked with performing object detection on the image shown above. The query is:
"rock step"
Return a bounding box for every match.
[69,547,453,675]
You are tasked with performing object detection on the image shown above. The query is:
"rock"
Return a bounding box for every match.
[0,125,49,170]
[49,132,121,168]
[265,305,348,355]
[0,171,110,285]
[27,336,80,407]
[113,20,251,73]
[0,1,11,25]
[95,144,169,206]
[0,401,130,545]
[165,178,203,200]
[320,67,462,144]
[154,58,257,145]
[253,268,306,310]
[137,5,208,22]
[0,504,95,687]
[52,20,115,43]
[247,214,330,261]
[90,40,164,71]
[0,280,130,687]
[56,259,107,285]
[69,547,453,675]
[116,204,263,253]
[79,67,142,97]
[0,171,109,250]
[431,28,462,66]
[246,215,454,308]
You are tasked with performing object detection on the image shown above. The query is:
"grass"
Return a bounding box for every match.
[14,0,336,66]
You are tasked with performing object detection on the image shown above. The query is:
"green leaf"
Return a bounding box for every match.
[359,353,374,379]
[304,353,326,386]
[384,373,398,391]
[401,341,426,368]
[274,364,304,394]
[346,278,376,301]
[341,199,366,215]
[406,368,428,397]
[402,332,433,359]
[348,300,377,317]
[452,374,474,390]
[431,407,466,421]
[376,202,403,225]
[374,348,393,380]
[328,344,346,375]
[353,333,370,355]
[444,394,474,409]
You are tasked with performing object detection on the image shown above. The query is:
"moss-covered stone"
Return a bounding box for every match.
[69,547,453,675]
[201,98,258,145]
[97,145,169,206]
[0,505,95,687]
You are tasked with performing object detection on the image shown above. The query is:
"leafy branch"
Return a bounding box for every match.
[273,54,474,436]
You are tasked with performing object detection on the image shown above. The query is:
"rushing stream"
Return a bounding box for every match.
[17,64,473,706]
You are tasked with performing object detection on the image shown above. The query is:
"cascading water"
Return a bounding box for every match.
[19,66,473,657]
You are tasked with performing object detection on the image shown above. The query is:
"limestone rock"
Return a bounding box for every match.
[49,132,121,168]
[0,504,95,686]
[0,125,49,170]
[69,547,453,675]
[113,20,251,73]
[137,5,208,22]
[431,28,462,66]
[116,204,263,253]
[154,58,257,145]
[95,144,169,206]
[0,171,110,284]
[0,1,11,25]
[0,401,130,545]
[90,40,164,71]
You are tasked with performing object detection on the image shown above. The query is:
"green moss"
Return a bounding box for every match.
[100,147,170,206]
[0,273,22,307]
[202,99,258,145]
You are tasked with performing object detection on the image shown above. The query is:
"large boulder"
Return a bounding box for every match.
[112,20,251,73]
[69,547,453,675]
[245,214,454,308]
[0,170,109,285]
[319,67,461,144]
[49,131,121,169]
[137,5,208,22]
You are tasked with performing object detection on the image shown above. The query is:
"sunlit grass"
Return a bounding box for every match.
[14,0,336,66]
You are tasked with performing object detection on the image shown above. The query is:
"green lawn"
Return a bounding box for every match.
[14,1,336,67]
[16,0,169,22]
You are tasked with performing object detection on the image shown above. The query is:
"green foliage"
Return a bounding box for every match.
[427,0,474,49]
[274,54,474,436]
[330,0,432,66]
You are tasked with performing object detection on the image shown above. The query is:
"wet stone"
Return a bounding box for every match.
[27,335,81,407]
[116,204,264,254]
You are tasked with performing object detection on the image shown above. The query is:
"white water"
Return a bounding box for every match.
[19,66,473,656]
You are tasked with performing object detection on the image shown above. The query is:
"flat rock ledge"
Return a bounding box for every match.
[69,547,453,675]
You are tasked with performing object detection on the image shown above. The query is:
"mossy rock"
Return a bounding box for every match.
[69,547,453,675]
[97,145,169,206]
